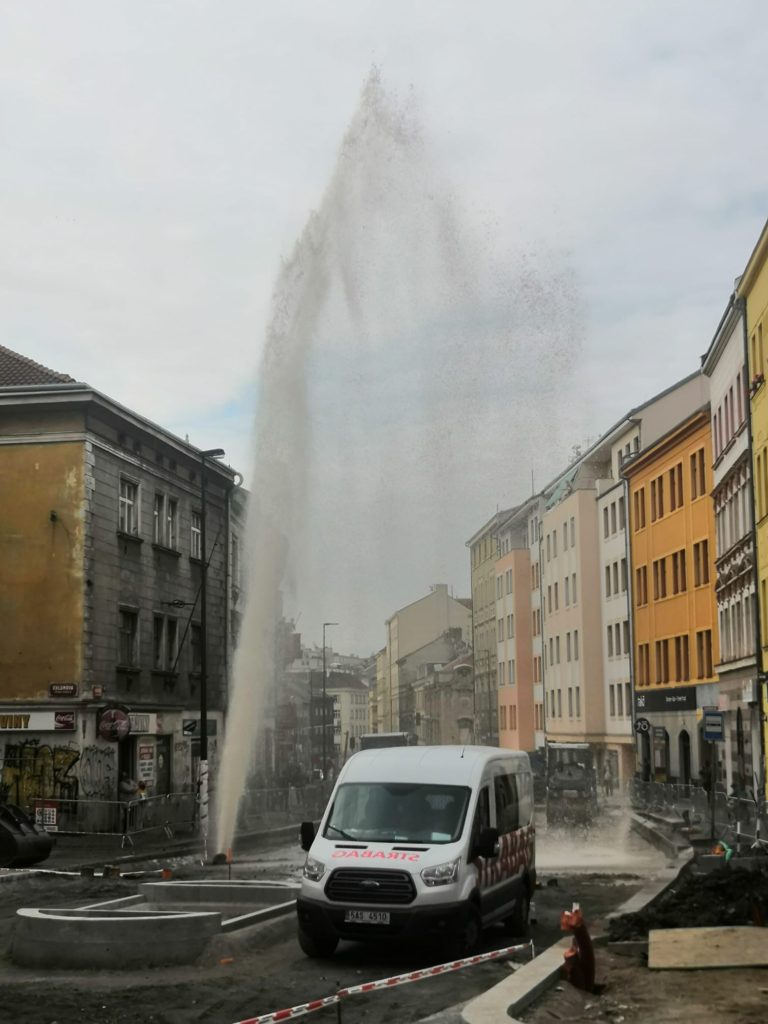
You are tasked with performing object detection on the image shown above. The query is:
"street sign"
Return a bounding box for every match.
[634,717,650,734]
[703,709,724,742]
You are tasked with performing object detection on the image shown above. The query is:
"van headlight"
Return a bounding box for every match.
[421,859,460,887]
[303,856,326,882]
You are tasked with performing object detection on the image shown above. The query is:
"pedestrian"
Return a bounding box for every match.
[602,762,614,798]
[119,772,137,834]
[135,780,148,831]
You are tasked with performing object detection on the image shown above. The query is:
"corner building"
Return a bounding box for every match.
[624,409,719,785]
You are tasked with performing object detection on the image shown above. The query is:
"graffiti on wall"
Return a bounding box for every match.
[0,740,80,807]
[78,745,115,799]
[0,741,116,806]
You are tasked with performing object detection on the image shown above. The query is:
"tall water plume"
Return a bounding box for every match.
[215,70,584,853]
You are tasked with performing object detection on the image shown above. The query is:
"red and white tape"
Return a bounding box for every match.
[233,940,534,1024]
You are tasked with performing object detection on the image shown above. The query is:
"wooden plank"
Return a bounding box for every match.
[649,926,768,970]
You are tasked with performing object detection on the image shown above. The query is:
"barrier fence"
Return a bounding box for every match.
[20,783,329,844]
[233,941,535,1024]
[630,778,768,848]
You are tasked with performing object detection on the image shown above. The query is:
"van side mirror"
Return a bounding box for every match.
[476,826,499,859]
[300,821,315,851]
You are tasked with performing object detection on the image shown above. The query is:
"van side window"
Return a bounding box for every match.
[494,773,519,833]
[471,786,490,852]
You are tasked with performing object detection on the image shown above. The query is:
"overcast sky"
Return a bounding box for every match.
[2,3,767,654]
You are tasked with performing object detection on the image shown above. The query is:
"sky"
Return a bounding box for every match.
[2,2,767,655]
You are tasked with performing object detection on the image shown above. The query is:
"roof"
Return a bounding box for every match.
[339,745,530,785]
[0,345,76,386]
[621,406,710,479]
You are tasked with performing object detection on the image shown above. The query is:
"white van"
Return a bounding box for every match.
[297,745,535,957]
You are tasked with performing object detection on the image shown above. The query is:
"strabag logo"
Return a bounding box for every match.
[331,850,421,861]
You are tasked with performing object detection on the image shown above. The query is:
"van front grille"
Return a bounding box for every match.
[325,868,416,905]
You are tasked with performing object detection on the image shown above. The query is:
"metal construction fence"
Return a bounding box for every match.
[22,783,329,843]
[630,777,768,848]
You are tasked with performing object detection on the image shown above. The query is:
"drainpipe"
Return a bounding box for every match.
[739,294,766,801]
[621,462,638,783]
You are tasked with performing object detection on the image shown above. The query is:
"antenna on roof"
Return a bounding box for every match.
[460,746,465,758]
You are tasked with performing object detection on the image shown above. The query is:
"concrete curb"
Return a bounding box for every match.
[629,812,689,860]
[460,858,690,1024]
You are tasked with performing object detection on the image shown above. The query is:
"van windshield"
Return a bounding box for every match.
[324,783,470,844]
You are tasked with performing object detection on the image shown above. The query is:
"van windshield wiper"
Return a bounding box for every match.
[326,823,355,840]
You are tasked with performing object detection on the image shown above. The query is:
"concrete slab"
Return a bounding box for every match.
[461,938,571,1024]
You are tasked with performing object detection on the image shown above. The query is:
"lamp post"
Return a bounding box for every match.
[322,622,338,781]
[199,447,225,861]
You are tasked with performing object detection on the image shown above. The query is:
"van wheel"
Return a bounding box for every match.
[297,925,338,958]
[444,905,481,960]
[504,891,530,938]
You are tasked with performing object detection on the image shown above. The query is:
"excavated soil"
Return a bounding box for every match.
[609,862,768,941]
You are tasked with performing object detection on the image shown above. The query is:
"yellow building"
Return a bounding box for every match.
[624,409,719,784]
[738,219,768,791]
[467,511,512,744]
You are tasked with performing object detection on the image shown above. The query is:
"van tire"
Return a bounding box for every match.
[444,904,481,960]
[504,890,530,938]
[297,925,339,958]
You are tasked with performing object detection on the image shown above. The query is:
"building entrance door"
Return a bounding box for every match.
[155,735,171,795]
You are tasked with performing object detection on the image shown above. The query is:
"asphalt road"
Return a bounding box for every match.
[0,810,667,1024]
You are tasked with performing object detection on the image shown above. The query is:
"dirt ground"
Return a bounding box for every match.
[521,947,768,1024]
[0,870,645,1024]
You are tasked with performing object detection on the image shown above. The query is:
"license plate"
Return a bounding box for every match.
[344,909,390,925]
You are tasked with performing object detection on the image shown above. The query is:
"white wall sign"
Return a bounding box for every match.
[0,711,77,732]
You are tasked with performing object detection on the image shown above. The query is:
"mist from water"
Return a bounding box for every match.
[215,70,585,853]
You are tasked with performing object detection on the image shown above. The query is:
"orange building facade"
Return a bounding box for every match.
[624,409,720,785]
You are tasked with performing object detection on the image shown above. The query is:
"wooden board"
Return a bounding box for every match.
[649,926,768,970]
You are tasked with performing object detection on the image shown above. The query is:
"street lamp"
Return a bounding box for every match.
[199,447,225,860]
[322,622,338,781]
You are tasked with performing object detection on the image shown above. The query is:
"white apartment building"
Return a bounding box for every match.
[702,293,760,794]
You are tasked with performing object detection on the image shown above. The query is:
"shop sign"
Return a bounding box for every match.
[129,713,157,735]
[49,683,78,698]
[182,719,218,736]
[635,686,696,714]
[137,742,156,786]
[0,711,77,732]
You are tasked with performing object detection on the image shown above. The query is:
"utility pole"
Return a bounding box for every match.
[199,447,224,862]
[322,622,338,781]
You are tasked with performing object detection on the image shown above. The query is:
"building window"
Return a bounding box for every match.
[669,463,683,511]
[166,618,178,671]
[623,620,630,655]
[605,565,612,598]
[609,684,615,716]
[655,638,670,683]
[573,629,579,660]
[153,493,179,549]
[547,534,551,561]
[191,511,202,559]
[612,562,619,594]
[650,475,665,521]
[614,622,621,655]
[119,609,139,667]
[568,688,574,717]
[636,565,648,606]
[672,549,687,594]
[690,447,707,500]
[556,636,561,664]
[118,478,139,535]
[570,517,576,546]
[498,619,504,642]
[565,577,570,605]
[693,539,710,586]
[637,643,650,686]
[607,625,614,657]
[506,568,513,594]
[603,507,610,539]
[611,502,617,534]
[625,682,631,716]
[620,558,627,592]
[153,615,164,669]
[618,497,625,531]
[563,522,568,550]
[572,573,577,603]
[509,659,515,684]
[507,614,514,639]
[634,487,647,530]
[674,635,690,682]
[653,557,667,600]
[499,661,505,686]
[566,632,572,661]
[575,687,581,717]
[557,690,562,718]
[696,629,713,679]
[554,582,559,610]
